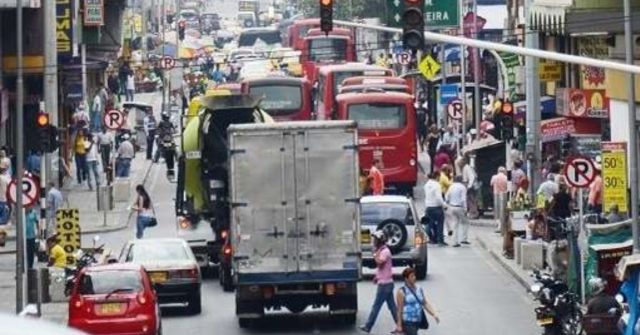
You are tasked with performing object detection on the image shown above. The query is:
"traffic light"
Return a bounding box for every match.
[402,0,425,51]
[36,112,50,153]
[500,101,514,141]
[178,21,186,41]
[319,0,333,34]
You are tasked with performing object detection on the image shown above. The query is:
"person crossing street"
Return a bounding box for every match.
[446,176,470,247]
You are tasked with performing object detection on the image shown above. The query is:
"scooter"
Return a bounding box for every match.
[530,269,583,335]
[64,236,106,296]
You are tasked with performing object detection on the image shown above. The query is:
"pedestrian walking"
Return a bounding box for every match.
[461,156,479,219]
[97,128,114,173]
[395,267,440,335]
[74,129,89,185]
[26,150,41,176]
[438,125,457,153]
[0,149,12,178]
[91,89,103,133]
[116,134,135,177]
[360,230,397,333]
[126,72,136,101]
[85,136,101,190]
[25,208,39,269]
[108,73,120,104]
[132,185,156,239]
[0,166,10,225]
[426,125,439,172]
[588,167,603,215]
[368,159,385,196]
[537,173,559,207]
[143,110,157,161]
[446,176,469,247]
[424,172,446,246]
[46,182,63,237]
[433,147,450,172]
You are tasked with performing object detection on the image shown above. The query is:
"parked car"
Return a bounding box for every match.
[67,264,161,335]
[119,238,202,314]
[360,195,428,279]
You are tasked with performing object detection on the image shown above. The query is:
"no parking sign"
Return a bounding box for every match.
[563,156,596,188]
[6,175,39,208]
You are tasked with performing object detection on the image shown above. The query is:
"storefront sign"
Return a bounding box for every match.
[56,208,81,266]
[541,117,576,142]
[602,142,628,213]
[539,61,562,82]
[556,88,609,118]
[84,0,104,26]
[578,37,607,89]
[56,0,73,58]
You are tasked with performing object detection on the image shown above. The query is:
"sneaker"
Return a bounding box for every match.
[461,241,471,245]
[453,244,461,248]
[358,325,370,333]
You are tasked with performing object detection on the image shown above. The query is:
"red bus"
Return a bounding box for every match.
[286,18,320,50]
[307,27,354,39]
[300,35,357,83]
[242,76,312,121]
[336,91,418,195]
[338,84,411,94]
[341,76,408,88]
[315,63,393,120]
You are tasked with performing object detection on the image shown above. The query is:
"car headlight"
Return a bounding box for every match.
[530,283,542,294]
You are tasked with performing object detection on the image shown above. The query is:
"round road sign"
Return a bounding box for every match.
[7,175,39,207]
[447,99,464,120]
[103,109,125,130]
[563,156,596,188]
[158,56,176,70]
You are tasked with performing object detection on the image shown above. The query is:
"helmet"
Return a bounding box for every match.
[161,112,170,121]
[589,277,606,295]
[372,230,387,242]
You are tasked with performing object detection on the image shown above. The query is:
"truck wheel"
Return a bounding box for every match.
[188,291,202,315]
[377,219,408,254]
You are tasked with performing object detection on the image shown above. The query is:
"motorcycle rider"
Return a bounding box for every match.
[155,111,176,174]
[586,277,621,315]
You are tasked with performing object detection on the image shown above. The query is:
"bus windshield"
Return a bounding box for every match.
[249,85,302,114]
[308,38,347,62]
[348,103,406,130]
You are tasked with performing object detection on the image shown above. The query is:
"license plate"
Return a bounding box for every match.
[149,272,168,283]
[537,317,553,326]
[361,232,371,244]
[98,303,123,315]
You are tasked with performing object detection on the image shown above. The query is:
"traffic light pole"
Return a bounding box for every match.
[15,0,26,314]
[524,0,541,195]
[43,0,58,188]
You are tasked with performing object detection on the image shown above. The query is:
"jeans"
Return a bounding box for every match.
[26,238,35,269]
[86,160,100,187]
[0,201,9,225]
[136,216,152,239]
[75,154,88,183]
[116,158,131,177]
[363,283,397,331]
[100,145,111,172]
[426,207,445,244]
[146,131,156,160]
[126,89,135,101]
[402,322,419,335]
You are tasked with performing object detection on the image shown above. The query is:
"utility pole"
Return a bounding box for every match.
[623,0,639,252]
[44,0,58,188]
[15,0,26,314]
[524,0,541,193]
[459,0,466,134]
[472,0,481,132]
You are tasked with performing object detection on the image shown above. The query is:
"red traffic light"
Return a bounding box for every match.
[36,112,49,127]
[320,0,332,5]
[405,0,421,3]
[502,102,514,114]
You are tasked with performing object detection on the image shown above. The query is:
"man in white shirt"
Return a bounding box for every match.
[96,129,113,172]
[116,135,135,177]
[424,171,446,246]
[446,176,469,247]
[537,174,559,203]
[85,137,100,190]
[461,156,479,219]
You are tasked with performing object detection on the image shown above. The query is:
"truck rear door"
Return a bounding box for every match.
[229,121,361,281]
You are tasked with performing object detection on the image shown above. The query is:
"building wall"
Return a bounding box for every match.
[605,61,640,103]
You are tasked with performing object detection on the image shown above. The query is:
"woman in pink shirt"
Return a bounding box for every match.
[360,231,397,333]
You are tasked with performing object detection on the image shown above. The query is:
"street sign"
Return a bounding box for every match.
[440,84,458,104]
[564,156,596,188]
[602,142,628,213]
[387,0,404,28]
[447,98,463,120]
[103,109,125,130]
[7,175,39,208]
[158,56,176,70]
[55,208,81,266]
[395,52,412,65]
[425,0,459,28]
[539,60,563,82]
[418,55,441,80]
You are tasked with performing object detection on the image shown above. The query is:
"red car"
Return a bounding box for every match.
[68,264,161,335]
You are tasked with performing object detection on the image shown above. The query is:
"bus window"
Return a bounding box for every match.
[249,85,302,115]
[308,38,347,62]
[348,103,407,129]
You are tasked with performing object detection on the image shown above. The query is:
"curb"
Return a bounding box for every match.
[475,234,532,291]
[0,161,155,255]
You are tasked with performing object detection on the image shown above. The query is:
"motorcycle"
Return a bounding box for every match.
[531,269,583,335]
[64,236,106,296]
[155,133,176,178]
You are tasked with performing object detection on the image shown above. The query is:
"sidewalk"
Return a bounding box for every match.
[472,223,536,290]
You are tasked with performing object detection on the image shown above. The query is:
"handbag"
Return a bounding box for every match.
[146,202,158,227]
[404,286,430,330]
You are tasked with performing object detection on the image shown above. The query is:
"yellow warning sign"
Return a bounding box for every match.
[418,55,441,80]
[56,208,81,266]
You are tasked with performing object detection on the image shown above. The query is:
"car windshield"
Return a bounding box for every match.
[128,242,190,262]
[180,11,197,20]
[361,202,414,226]
[308,38,347,62]
[239,31,282,47]
[249,85,302,113]
[348,103,406,129]
[78,270,142,295]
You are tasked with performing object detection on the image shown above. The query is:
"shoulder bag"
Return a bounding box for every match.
[404,286,430,330]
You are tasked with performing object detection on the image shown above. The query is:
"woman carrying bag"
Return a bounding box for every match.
[395,267,440,335]
[132,184,157,239]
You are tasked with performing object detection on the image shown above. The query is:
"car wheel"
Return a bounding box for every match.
[188,290,202,315]
[377,219,408,253]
